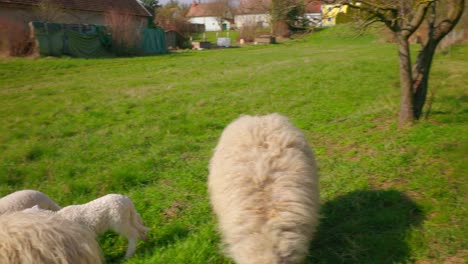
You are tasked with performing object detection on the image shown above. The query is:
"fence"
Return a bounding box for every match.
[30,22,167,57]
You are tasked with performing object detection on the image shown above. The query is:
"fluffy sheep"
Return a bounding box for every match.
[208,113,320,264]
[0,211,102,264]
[0,189,61,215]
[27,194,149,259]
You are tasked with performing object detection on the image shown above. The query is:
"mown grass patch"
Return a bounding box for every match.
[0,26,466,263]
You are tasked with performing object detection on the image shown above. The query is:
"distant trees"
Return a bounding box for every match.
[205,0,235,31]
[104,9,143,56]
[271,0,306,35]
[155,0,191,32]
[325,0,465,127]
[241,0,319,35]
[155,0,192,48]
[141,0,160,17]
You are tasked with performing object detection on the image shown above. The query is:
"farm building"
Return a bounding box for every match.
[186,2,233,31]
[0,0,151,26]
[234,0,270,29]
[305,1,322,27]
[321,4,348,27]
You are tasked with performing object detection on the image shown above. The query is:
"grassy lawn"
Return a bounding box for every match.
[0,25,466,263]
[191,30,240,44]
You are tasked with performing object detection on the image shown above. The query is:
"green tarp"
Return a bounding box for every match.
[32,22,64,57]
[65,29,112,58]
[140,27,167,55]
[31,22,167,58]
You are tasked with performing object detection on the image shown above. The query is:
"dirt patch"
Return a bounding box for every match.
[163,200,185,220]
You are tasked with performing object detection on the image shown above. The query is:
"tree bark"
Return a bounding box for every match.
[397,32,415,127]
[412,40,438,119]
[324,0,464,125]
[412,0,465,119]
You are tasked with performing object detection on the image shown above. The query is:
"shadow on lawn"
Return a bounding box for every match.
[307,190,424,264]
[103,224,191,263]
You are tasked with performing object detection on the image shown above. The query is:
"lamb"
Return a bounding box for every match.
[0,211,102,264]
[26,194,149,259]
[0,189,61,214]
[208,113,320,264]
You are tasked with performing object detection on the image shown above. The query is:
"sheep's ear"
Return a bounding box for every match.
[32,205,40,210]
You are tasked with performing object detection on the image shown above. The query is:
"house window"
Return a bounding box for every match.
[327,18,332,22]
[328,7,332,12]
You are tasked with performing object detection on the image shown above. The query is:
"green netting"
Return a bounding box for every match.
[31,22,167,58]
[96,25,112,49]
[65,30,113,58]
[140,27,167,55]
[32,22,64,56]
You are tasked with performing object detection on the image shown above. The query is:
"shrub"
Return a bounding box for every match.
[0,18,35,57]
[239,23,258,43]
[104,9,143,56]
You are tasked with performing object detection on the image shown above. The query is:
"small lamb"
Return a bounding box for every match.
[26,194,148,258]
[0,190,61,215]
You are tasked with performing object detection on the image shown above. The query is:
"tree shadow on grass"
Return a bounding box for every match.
[102,224,191,263]
[307,190,424,264]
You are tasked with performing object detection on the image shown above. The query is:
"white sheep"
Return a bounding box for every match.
[208,113,320,264]
[0,211,102,264]
[27,194,149,259]
[0,189,60,214]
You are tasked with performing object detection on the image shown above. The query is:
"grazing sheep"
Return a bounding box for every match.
[0,189,61,214]
[208,113,320,264]
[0,211,102,264]
[29,194,149,258]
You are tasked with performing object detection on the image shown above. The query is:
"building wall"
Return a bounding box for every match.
[189,16,230,31]
[234,14,270,29]
[321,4,347,27]
[0,5,147,26]
[305,13,322,27]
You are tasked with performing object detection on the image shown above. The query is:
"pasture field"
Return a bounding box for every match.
[0,26,467,263]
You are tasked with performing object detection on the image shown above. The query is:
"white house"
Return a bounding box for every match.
[305,1,322,27]
[234,2,270,29]
[186,2,233,32]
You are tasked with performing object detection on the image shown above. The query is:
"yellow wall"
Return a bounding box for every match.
[321,4,348,26]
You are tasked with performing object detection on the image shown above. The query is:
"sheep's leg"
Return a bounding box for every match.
[125,238,137,259]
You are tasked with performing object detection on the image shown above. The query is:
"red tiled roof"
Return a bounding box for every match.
[186,2,225,17]
[306,1,322,14]
[0,0,151,17]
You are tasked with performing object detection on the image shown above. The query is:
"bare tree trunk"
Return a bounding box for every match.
[412,0,465,119]
[412,38,439,119]
[324,0,464,126]
[396,32,415,127]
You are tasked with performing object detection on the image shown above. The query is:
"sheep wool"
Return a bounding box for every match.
[0,211,102,264]
[57,194,148,258]
[0,189,61,215]
[209,113,320,264]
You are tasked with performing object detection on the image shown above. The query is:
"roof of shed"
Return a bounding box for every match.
[0,0,151,17]
[186,2,227,17]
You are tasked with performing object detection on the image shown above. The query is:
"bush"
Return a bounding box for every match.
[104,9,143,56]
[0,18,35,57]
[239,24,257,43]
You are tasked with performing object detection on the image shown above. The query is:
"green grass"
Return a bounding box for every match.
[191,30,240,44]
[0,25,466,263]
